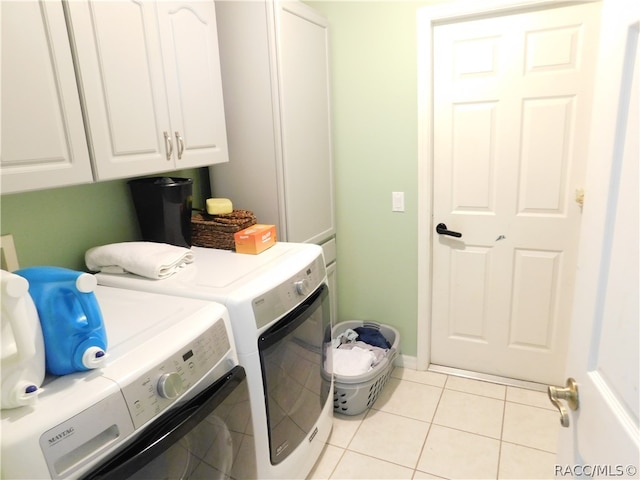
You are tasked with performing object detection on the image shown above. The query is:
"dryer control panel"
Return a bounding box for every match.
[252,254,326,329]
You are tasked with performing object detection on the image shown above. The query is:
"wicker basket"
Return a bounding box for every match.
[191,209,256,250]
[323,320,400,416]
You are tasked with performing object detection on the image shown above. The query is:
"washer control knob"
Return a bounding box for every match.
[157,372,183,399]
[294,279,310,296]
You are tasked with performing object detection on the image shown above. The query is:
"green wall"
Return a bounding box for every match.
[308,0,439,357]
[0,168,210,271]
[1,0,447,358]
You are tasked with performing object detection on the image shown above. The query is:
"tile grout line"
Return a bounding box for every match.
[410,374,449,479]
[332,448,419,478]
[327,444,347,480]
[500,439,559,456]
[496,393,508,480]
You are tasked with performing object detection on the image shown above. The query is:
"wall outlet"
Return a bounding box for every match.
[392,192,405,212]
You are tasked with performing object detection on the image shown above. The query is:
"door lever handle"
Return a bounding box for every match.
[547,377,579,427]
[436,223,462,238]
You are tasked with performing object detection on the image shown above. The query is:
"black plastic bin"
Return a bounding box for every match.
[128,177,193,248]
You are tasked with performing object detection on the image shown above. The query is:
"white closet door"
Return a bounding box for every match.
[276,2,335,245]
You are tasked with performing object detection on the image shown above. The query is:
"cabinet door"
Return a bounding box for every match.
[322,237,338,325]
[66,0,173,181]
[276,1,335,244]
[1,1,93,194]
[156,2,229,168]
[327,260,338,328]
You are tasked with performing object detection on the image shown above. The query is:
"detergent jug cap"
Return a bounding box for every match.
[1,271,29,298]
[76,273,98,293]
[20,384,40,405]
[82,347,107,369]
[8,383,40,409]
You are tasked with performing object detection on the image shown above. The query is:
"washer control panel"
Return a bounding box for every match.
[119,318,231,429]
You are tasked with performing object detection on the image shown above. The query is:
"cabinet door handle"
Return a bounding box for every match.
[164,131,173,161]
[175,131,185,160]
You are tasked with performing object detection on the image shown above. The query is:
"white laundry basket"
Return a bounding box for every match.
[325,320,400,415]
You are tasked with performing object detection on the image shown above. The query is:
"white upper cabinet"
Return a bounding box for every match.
[66,0,228,181]
[1,1,93,194]
[156,2,228,169]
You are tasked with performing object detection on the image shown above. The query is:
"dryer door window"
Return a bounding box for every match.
[258,283,332,465]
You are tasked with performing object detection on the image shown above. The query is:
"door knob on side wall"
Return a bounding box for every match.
[548,377,579,427]
[436,223,462,238]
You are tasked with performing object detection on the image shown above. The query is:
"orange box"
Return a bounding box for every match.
[234,224,277,254]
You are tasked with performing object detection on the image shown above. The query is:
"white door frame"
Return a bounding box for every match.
[416,0,599,371]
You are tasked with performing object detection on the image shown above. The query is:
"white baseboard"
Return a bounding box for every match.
[395,354,419,370]
[393,356,547,392]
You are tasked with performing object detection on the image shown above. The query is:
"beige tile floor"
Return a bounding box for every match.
[308,368,560,480]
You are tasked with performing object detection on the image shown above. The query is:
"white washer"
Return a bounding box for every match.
[96,242,334,480]
[1,286,254,480]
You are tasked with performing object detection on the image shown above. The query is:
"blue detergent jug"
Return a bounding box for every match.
[15,267,108,376]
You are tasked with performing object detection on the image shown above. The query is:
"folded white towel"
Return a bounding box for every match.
[85,242,194,280]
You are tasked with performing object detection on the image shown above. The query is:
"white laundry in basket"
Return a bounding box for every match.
[328,347,375,376]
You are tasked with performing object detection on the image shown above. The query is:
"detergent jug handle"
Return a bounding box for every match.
[72,273,104,331]
[0,271,38,362]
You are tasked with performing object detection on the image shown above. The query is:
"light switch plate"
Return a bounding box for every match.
[392,192,405,212]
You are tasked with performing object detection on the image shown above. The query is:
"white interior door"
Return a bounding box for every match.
[430,2,600,385]
[555,0,639,470]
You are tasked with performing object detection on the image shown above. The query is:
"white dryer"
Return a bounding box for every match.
[96,242,334,480]
[1,286,255,480]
